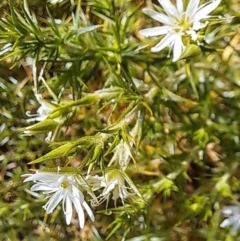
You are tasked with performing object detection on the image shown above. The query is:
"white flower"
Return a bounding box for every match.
[22,171,95,229]
[220,204,240,234]
[139,0,221,61]
[26,94,60,123]
[101,170,131,206]
[88,170,141,207]
[24,94,65,142]
[108,122,139,169]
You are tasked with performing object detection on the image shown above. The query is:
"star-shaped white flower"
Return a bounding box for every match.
[220,204,240,234]
[22,171,95,229]
[139,0,221,61]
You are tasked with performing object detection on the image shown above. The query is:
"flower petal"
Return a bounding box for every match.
[157,0,179,17]
[222,205,240,216]
[43,190,65,214]
[220,218,232,228]
[176,0,184,14]
[31,183,59,193]
[151,33,176,53]
[102,181,117,196]
[172,34,185,62]
[23,173,60,183]
[186,0,200,19]
[112,187,120,201]
[82,201,95,222]
[63,195,73,225]
[194,0,221,21]
[72,196,85,229]
[72,185,84,202]
[142,9,173,26]
[139,26,172,37]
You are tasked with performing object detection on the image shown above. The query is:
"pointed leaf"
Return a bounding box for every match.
[104,134,121,157]
[106,222,122,240]
[162,87,198,105]
[29,142,78,164]
[90,144,103,162]
[18,119,59,134]
[120,171,143,199]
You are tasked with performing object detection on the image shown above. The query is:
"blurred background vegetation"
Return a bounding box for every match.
[1,0,240,240]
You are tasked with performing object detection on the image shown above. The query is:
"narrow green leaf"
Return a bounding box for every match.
[162,87,198,105]
[106,222,122,240]
[120,170,143,199]
[104,134,121,156]
[18,119,59,134]
[29,142,78,164]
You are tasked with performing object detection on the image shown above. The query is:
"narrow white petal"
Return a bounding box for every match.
[194,0,221,21]
[82,201,95,222]
[112,187,120,201]
[23,173,60,183]
[142,9,174,26]
[72,185,84,203]
[157,0,179,17]
[222,206,239,216]
[151,33,176,52]
[172,35,184,62]
[121,186,130,199]
[186,0,200,18]
[176,0,184,14]
[102,182,117,196]
[31,183,58,193]
[220,218,231,228]
[72,196,85,229]
[139,26,171,37]
[43,189,65,213]
[221,215,240,228]
[63,195,73,225]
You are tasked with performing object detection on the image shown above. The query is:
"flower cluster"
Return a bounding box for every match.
[22,168,139,229]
